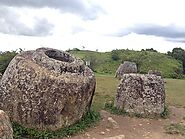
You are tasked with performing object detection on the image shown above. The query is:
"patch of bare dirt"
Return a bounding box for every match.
[66,106,185,139]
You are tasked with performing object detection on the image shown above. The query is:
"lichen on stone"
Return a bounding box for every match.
[115,74,165,117]
[0,110,13,139]
[115,61,137,79]
[0,47,96,131]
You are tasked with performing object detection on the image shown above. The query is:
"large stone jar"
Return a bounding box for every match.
[115,74,165,117]
[0,110,13,139]
[115,61,137,79]
[0,48,96,131]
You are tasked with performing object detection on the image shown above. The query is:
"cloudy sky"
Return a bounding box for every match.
[0,0,185,53]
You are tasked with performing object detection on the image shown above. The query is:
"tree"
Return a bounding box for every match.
[169,47,185,74]
[111,50,120,61]
[142,48,158,52]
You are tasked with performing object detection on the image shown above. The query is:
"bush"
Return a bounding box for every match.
[111,50,120,61]
[0,51,17,74]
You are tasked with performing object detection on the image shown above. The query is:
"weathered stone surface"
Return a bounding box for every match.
[0,110,13,139]
[115,61,137,79]
[115,74,165,116]
[148,70,162,77]
[0,47,96,131]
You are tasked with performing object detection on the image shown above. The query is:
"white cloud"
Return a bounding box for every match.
[0,0,185,52]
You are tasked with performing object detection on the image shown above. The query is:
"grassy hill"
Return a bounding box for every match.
[69,49,183,78]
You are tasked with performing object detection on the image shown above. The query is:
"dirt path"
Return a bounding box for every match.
[67,106,185,139]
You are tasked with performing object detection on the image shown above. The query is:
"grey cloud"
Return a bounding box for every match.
[166,38,185,43]
[115,24,185,42]
[0,7,53,36]
[0,0,101,20]
[131,24,185,38]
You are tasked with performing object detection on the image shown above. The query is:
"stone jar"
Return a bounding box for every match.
[115,61,137,79]
[0,110,13,139]
[115,74,165,117]
[0,48,96,131]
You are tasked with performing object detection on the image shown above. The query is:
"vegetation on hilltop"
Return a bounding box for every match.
[0,51,17,74]
[69,48,183,78]
[0,48,184,79]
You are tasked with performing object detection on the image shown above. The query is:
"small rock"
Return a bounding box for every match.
[100,131,105,135]
[139,123,142,126]
[107,117,119,129]
[85,133,90,137]
[104,134,125,139]
[106,128,110,132]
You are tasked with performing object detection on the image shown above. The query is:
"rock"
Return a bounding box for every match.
[115,61,137,79]
[115,74,165,117]
[104,135,125,139]
[100,131,105,135]
[0,48,96,131]
[0,73,2,79]
[85,133,91,138]
[107,117,119,129]
[148,70,162,77]
[0,110,13,139]
[106,128,110,132]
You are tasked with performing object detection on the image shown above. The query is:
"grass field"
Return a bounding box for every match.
[92,75,185,111]
[165,79,185,107]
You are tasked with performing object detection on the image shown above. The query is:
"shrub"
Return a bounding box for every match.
[0,51,17,74]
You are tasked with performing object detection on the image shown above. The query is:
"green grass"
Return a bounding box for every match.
[165,79,185,107]
[13,110,100,139]
[92,75,185,112]
[165,123,185,136]
[69,49,183,78]
[104,101,127,116]
[91,75,118,111]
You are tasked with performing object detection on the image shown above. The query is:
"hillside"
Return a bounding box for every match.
[69,49,183,78]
